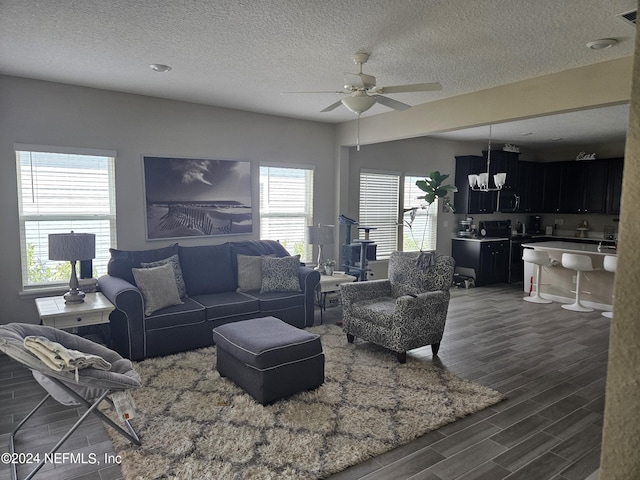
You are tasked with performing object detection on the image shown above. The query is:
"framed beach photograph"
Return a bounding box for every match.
[143,156,252,239]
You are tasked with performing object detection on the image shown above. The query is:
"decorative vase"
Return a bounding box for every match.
[325,266,334,276]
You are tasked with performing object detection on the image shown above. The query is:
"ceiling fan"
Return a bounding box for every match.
[318,53,442,115]
[286,53,442,149]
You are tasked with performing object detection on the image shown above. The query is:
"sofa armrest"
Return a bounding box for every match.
[298,265,320,327]
[98,275,145,360]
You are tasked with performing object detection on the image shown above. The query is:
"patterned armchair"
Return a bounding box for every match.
[340,251,455,363]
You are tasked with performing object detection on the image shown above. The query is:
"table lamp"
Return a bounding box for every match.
[307,224,334,273]
[49,232,96,304]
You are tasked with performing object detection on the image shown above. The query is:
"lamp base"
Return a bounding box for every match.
[63,288,86,304]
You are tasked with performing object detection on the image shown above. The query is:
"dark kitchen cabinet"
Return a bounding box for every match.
[454,155,497,214]
[517,161,543,213]
[542,162,563,213]
[559,160,609,214]
[607,158,624,214]
[451,239,509,287]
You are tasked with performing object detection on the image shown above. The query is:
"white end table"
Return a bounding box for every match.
[317,271,357,323]
[35,292,114,330]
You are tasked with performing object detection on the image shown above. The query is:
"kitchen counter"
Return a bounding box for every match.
[522,241,617,256]
[521,241,616,310]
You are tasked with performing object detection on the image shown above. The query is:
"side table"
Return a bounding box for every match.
[35,292,115,344]
[316,272,357,324]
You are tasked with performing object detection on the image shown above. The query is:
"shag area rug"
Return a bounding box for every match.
[107,324,504,479]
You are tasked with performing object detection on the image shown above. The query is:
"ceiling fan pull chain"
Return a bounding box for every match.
[357,114,361,151]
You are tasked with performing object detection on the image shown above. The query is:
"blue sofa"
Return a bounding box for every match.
[98,240,320,361]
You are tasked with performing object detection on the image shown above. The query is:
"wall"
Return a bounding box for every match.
[599,9,640,478]
[0,75,336,324]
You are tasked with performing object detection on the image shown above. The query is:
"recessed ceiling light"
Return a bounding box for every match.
[520,132,533,136]
[149,64,172,73]
[586,38,618,50]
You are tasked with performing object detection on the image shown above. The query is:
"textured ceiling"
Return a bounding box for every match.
[0,0,636,144]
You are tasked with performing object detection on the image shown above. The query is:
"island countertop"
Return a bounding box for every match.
[522,241,617,256]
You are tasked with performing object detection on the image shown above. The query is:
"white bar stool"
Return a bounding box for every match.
[561,253,594,312]
[602,255,617,318]
[522,249,552,303]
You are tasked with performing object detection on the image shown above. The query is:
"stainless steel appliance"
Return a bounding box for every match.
[458,219,473,237]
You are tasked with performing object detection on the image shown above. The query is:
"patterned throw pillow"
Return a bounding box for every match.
[260,255,302,293]
[132,263,183,316]
[141,254,188,299]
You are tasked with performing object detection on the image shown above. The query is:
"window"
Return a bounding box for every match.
[403,175,438,252]
[259,166,314,262]
[358,171,400,259]
[16,145,116,288]
[359,171,439,259]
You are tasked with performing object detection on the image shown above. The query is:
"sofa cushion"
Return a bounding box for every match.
[108,243,179,285]
[132,263,183,316]
[242,290,304,313]
[260,255,302,293]
[141,254,187,299]
[179,243,235,296]
[191,291,260,320]
[144,298,206,329]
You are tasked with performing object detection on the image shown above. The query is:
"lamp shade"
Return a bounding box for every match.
[307,225,334,245]
[49,232,95,261]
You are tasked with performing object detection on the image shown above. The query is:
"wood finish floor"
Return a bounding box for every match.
[1,284,608,480]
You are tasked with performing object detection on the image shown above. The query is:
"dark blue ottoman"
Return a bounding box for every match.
[212,316,324,405]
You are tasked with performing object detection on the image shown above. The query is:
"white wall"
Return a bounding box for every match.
[0,75,336,323]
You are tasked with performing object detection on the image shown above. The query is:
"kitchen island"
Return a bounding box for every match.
[522,241,616,310]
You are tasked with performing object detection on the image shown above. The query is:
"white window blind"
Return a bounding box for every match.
[16,147,116,287]
[403,175,439,251]
[259,166,314,262]
[359,171,400,259]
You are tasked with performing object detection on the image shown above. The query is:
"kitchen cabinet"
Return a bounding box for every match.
[542,162,563,213]
[451,239,509,286]
[606,158,624,214]
[559,160,608,214]
[454,155,497,214]
[517,161,543,213]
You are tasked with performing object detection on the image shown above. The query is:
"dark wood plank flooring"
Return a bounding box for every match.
[1,284,607,480]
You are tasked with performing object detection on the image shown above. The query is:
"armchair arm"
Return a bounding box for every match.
[393,290,451,348]
[340,280,392,307]
[98,275,145,361]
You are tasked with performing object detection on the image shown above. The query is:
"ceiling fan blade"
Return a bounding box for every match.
[376,82,442,94]
[281,90,346,94]
[321,99,345,112]
[375,95,411,111]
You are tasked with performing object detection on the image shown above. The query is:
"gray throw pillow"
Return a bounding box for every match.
[260,255,302,293]
[132,263,183,316]
[141,254,187,299]
[237,254,267,291]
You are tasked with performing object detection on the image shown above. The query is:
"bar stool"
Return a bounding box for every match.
[522,249,552,303]
[561,253,594,312]
[602,255,617,318]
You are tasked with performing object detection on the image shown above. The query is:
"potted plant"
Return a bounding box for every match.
[405,171,457,266]
[323,259,336,276]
